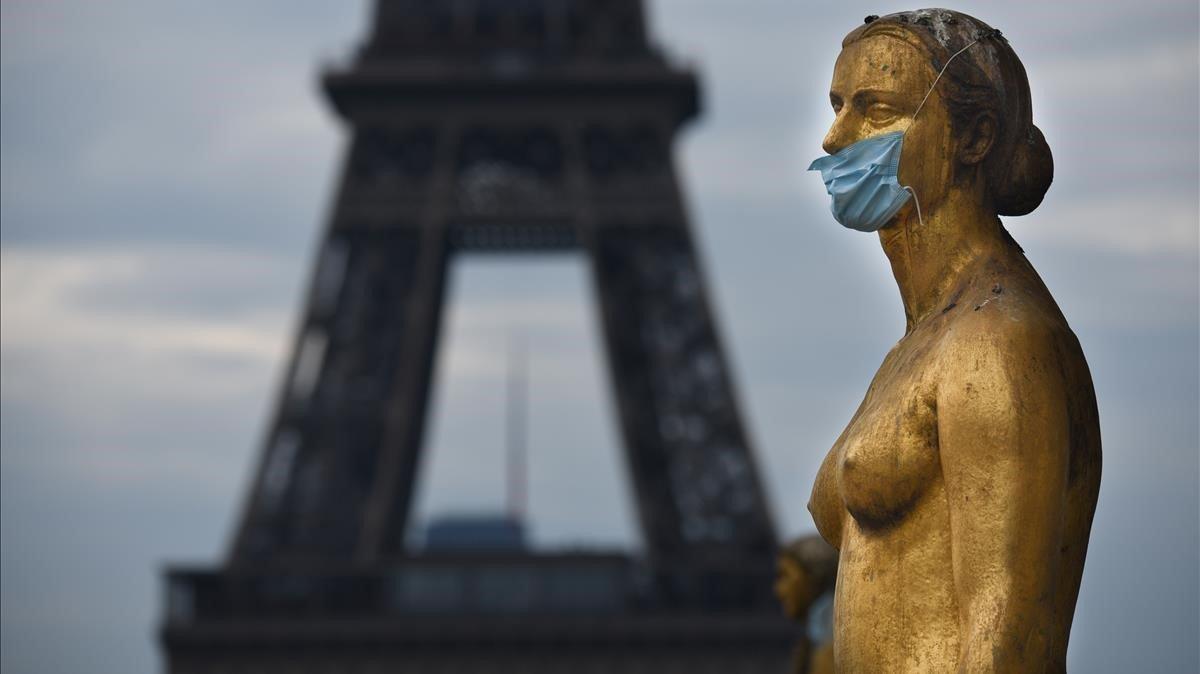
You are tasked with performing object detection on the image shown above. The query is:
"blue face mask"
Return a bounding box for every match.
[807,130,912,232]
[808,33,988,232]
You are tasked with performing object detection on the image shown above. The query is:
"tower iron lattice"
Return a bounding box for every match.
[162,2,792,671]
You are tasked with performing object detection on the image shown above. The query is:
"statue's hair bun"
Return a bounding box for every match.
[993,123,1053,216]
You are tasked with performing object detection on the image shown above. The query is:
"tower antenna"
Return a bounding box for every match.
[506,332,528,522]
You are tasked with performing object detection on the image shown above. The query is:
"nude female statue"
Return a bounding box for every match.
[805,10,1101,672]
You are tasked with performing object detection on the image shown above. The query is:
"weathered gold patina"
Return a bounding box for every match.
[807,10,1101,673]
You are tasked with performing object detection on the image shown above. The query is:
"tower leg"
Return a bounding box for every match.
[231,224,450,563]
[588,223,776,600]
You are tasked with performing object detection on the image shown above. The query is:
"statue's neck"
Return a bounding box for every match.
[879,185,1004,333]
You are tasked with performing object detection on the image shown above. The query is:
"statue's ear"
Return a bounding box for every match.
[959,111,997,165]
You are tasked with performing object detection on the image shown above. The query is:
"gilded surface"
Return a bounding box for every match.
[806,10,1101,673]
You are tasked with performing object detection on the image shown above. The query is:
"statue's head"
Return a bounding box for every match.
[821,9,1052,220]
[774,535,838,621]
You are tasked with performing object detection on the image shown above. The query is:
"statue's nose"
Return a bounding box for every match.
[823,115,853,155]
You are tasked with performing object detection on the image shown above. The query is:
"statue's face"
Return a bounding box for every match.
[823,33,958,221]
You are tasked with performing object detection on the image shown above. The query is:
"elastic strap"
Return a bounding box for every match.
[912,36,983,120]
[903,186,924,228]
[903,29,997,227]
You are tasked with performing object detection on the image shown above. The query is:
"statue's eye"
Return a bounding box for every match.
[865,103,900,124]
[830,96,844,113]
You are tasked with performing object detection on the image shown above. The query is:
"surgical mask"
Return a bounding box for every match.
[808,130,913,232]
[807,33,988,232]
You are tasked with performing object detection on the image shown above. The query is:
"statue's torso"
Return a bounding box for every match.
[808,253,1101,672]
[815,316,961,672]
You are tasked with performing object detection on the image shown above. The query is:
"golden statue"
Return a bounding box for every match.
[805,10,1102,672]
[774,535,839,674]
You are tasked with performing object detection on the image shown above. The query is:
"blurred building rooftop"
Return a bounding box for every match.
[422,514,528,552]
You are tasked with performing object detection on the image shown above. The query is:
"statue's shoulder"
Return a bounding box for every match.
[937,265,1074,372]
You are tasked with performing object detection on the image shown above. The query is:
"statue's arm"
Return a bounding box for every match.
[937,322,1068,673]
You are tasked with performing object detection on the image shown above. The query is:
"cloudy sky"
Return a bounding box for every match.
[2,1,1197,672]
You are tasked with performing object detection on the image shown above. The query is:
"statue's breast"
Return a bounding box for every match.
[836,350,940,530]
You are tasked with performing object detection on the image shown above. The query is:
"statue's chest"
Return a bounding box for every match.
[834,346,941,530]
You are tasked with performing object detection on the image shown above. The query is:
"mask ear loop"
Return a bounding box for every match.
[899,32,990,230]
[902,185,924,228]
[910,37,982,121]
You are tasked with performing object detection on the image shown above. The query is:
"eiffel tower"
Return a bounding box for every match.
[162,1,793,670]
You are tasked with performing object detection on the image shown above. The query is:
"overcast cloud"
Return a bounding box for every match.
[2,1,1197,673]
